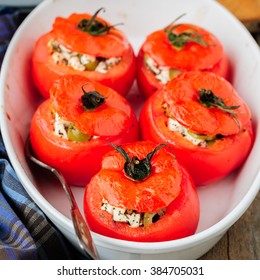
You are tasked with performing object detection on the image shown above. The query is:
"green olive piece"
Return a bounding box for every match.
[84,60,99,71]
[169,68,181,80]
[142,212,157,227]
[143,53,151,66]
[67,125,91,142]
[187,130,216,141]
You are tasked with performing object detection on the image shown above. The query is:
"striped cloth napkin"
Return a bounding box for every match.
[0,6,25,65]
[0,6,88,260]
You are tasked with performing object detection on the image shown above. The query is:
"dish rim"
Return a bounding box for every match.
[0,0,42,7]
[0,0,260,254]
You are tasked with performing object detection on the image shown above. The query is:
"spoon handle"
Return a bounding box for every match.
[25,137,99,259]
[71,207,99,259]
[53,168,99,259]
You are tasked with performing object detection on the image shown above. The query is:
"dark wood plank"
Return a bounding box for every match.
[228,192,260,259]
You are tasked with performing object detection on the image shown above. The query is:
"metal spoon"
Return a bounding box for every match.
[25,136,99,260]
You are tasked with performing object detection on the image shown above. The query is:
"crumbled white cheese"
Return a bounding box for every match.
[145,56,170,84]
[106,57,121,66]
[54,113,73,140]
[101,199,141,228]
[80,53,96,65]
[53,112,101,142]
[156,67,171,84]
[168,118,207,147]
[95,61,107,73]
[68,56,86,71]
[59,44,73,55]
[52,52,62,64]
[126,212,141,228]
[145,56,160,75]
[49,40,121,73]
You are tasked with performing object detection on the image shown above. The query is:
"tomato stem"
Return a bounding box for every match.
[199,88,241,129]
[164,14,208,49]
[109,143,167,181]
[81,85,105,110]
[77,7,123,36]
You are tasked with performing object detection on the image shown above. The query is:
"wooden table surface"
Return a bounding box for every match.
[217,0,260,23]
[200,0,260,260]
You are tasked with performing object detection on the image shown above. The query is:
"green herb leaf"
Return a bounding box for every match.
[164,14,208,50]
[199,88,241,128]
[77,7,123,36]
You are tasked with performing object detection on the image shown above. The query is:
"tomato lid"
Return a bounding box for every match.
[95,141,182,212]
[52,13,129,57]
[142,23,224,70]
[50,75,132,136]
[160,71,251,136]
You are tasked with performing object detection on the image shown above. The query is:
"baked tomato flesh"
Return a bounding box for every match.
[30,75,139,186]
[32,12,136,98]
[83,141,200,242]
[140,71,254,186]
[137,23,229,98]
[137,49,229,99]
[50,75,136,136]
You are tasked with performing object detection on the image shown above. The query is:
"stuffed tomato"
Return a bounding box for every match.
[32,8,136,98]
[84,141,199,242]
[137,20,229,98]
[30,75,139,186]
[140,71,253,186]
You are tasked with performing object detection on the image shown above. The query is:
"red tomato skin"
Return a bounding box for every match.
[136,22,230,99]
[50,75,136,137]
[84,164,199,242]
[139,94,254,186]
[30,99,139,186]
[53,13,130,57]
[137,48,230,99]
[32,31,136,99]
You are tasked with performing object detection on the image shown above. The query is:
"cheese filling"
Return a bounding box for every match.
[53,112,98,142]
[101,199,166,228]
[49,40,121,73]
[163,103,221,147]
[145,55,181,84]
[167,118,208,147]
[54,113,72,140]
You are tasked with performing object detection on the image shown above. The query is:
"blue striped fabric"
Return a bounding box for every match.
[0,134,89,260]
[0,7,89,260]
[0,7,22,65]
